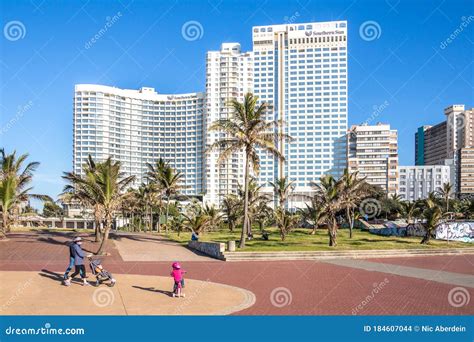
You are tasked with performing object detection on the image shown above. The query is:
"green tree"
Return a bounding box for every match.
[221,194,240,232]
[269,176,294,209]
[0,149,49,237]
[63,157,135,254]
[43,201,64,218]
[311,175,344,247]
[209,93,292,248]
[437,182,453,213]
[146,158,184,232]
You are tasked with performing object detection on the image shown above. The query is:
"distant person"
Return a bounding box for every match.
[170,262,186,298]
[62,237,76,285]
[191,231,199,241]
[65,237,89,286]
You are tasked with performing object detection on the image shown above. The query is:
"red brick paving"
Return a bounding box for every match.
[1,232,473,315]
[368,255,474,275]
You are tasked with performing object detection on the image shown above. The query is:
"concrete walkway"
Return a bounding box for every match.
[111,232,218,262]
[0,271,255,315]
[323,259,474,288]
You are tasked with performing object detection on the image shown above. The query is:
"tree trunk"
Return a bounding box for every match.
[240,151,251,248]
[421,229,431,244]
[94,221,101,242]
[157,207,161,233]
[97,215,112,254]
[2,213,8,237]
[165,200,170,234]
[150,207,153,234]
[328,218,338,247]
[228,220,234,232]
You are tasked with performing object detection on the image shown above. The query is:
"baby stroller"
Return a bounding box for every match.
[88,256,116,287]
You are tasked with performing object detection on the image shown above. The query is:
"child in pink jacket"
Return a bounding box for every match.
[171,262,186,298]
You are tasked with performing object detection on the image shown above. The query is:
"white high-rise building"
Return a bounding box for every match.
[252,21,348,207]
[347,123,399,195]
[399,165,451,201]
[204,43,253,205]
[73,84,205,197]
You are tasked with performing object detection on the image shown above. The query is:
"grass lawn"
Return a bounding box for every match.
[162,227,472,252]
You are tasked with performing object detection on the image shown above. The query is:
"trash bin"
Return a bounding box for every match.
[228,240,236,252]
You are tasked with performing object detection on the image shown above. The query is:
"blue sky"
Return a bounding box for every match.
[1,0,473,203]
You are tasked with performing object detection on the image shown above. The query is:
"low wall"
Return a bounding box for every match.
[188,240,226,260]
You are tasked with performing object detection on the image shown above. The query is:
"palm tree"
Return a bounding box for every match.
[254,201,273,233]
[237,177,270,238]
[274,207,299,241]
[209,93,292,248]
[269,176,295,209]
[401,201,420,224]
[340,169,367,238]
[437,182,453,213]
[146,158,184,232]
[62,155,104,241]
[0,149,49,237]
[63,157,135,254]
[312,175,344,247]
[202,203,223,231]
[421,205,443,244]
[182,204,210,235]
[221,194,240,232]
[300,196,326,235]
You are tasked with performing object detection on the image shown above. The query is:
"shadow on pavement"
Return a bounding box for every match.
[132,285,173,297]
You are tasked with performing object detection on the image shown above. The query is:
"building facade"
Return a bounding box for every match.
[73,84,205,197]
[415,122,448,165]
[398,165,451,201]
[204,43,253,206]
[252,21,348,206]
[457,147,474,199]
[347,123,399,194]
[415,104,474,197]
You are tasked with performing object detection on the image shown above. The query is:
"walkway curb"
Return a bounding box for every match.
[223,248,474,261]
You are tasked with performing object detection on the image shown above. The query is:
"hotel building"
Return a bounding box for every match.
[398,165,451,201]
[73,84,205,197]
[204,43,253,206]
[347,123,399,194]
[251,21,348,206]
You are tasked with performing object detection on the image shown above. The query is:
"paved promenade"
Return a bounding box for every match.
[0,231,472,315]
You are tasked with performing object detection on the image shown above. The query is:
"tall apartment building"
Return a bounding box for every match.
[73,84,205,197]
[415,104,474,197]
[415,122,448,165]
[398,165,451,201]
[458,147,474,198]
[347,123,399,194]
[204,43,253,206]
[252,21,348,206]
